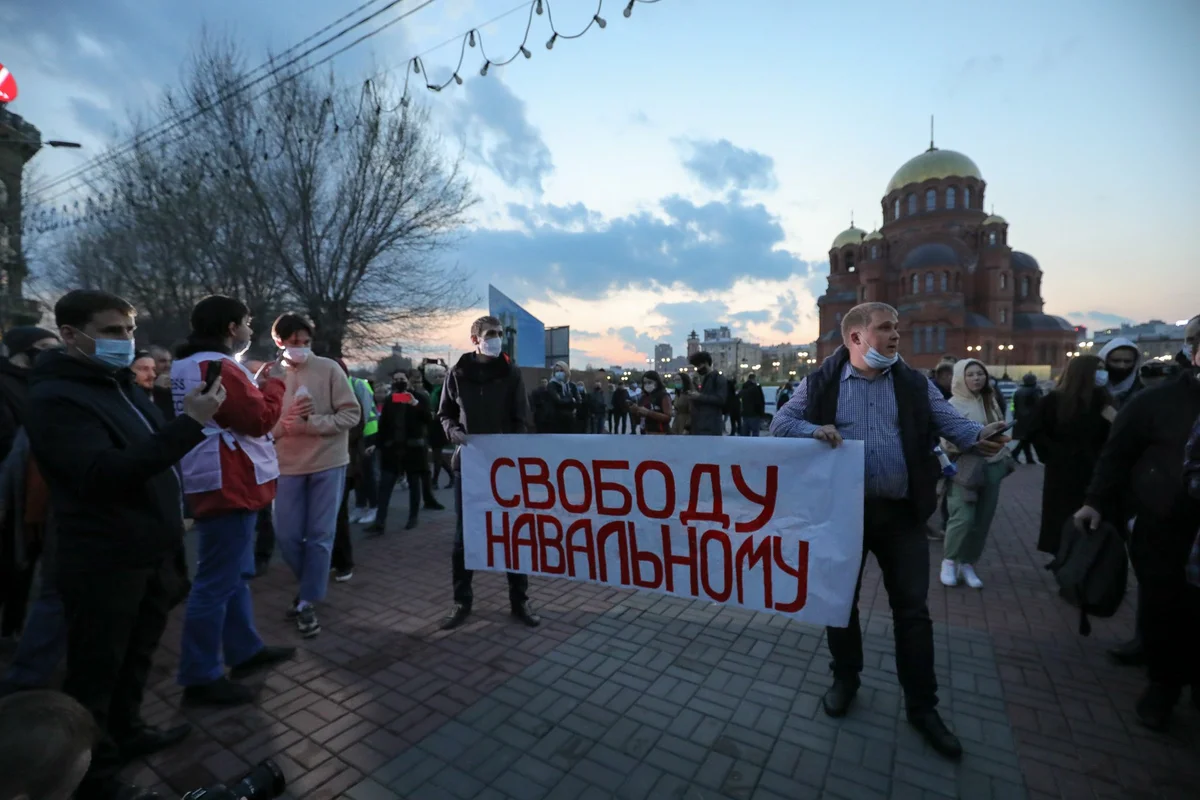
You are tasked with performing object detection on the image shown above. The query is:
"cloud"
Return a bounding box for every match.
[678,138,777,192]
[444,76,554,195]
[730,309,770,324]
[68,96,118,138]
[459,194,810,301]
[1067,310,1133,328]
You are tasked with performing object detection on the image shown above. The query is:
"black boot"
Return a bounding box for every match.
[182,677,256,707]
[404,516,418,531]
[511,601,542,628]
[425,499,446,511]
[1108,637,1146,666]
[229,646,296,680]
[1135,683,1181,731]
[907,709,963,760]
[822,677,860,718]
[441,603,472,630]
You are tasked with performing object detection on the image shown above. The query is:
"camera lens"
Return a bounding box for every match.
[228,759,286,800]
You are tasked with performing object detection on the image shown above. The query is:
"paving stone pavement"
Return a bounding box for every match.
[5,466,1198,798]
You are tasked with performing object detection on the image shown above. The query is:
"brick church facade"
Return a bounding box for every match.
[815,145,1076,372]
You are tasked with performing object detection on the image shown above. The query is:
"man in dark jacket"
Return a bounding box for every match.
[545,361,577,434]
[1011,373,1043,464]
[739,374,767,436]
[530,378,551,433]
[688,352,727,436]
[438,315,539,631]
[611,384,630,434]
[367,369,444,534]
[25,290,225,800]
[1075,334,1200,732]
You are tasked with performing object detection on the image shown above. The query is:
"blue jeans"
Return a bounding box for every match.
[2,531,65,690]
[741,416,762,437]
[178,511,264,685]
[275,466,346,605]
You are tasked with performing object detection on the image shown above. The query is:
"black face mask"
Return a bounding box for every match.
[696,365,709,375]
[1106,365,1133,383]
[393,381,408,392]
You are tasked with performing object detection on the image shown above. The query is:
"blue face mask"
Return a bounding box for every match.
[863,346,899,370]
[1184,343,1194,360]
[1094,369,1109,387]
[81,332,136,370]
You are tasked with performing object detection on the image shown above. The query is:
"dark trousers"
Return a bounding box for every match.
[826,499,938,712]
[1132,517,1200,687]
[451,472,528,608]
[589,414,606,434]
[377,464,436,528]
[254,506,275,563]
[354,451,378,509]
[60,554,178,790]
[332,478,354,572]
[1013,439,1037,463]
[611,411,627,434]
[0,521,35,637]
[628,410,637,433]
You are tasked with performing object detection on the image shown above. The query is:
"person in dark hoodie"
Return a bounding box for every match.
[366,368,444,534]
[437,315,540,631]
[1010,373,1043,464]
[25,290,225,800]
[0,326,60,643]
[545,361,577,434]
[688,351,728,436]
[1074,322,1200,731]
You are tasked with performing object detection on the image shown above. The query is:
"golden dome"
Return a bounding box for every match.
[864,229,884,242]
[831,226,865,249]
[982,213,1007,225]
[886,147,982,195]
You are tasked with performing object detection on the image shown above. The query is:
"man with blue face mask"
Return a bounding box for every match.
[771,302,1009,761]
[24,290,226,800]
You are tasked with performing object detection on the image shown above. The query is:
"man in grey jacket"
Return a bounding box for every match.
[688,351,727,436]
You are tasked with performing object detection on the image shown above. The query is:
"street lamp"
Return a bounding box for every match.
[998,343,1014,380]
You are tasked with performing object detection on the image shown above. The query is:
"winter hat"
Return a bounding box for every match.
[3,326,58,355]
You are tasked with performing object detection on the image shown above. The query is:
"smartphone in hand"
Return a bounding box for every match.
[392,392,414,404]
[203,360,224,392]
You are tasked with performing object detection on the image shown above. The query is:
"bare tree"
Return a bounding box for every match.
[55,35,475,356]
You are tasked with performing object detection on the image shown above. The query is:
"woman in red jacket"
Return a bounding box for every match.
[173,296,294,706]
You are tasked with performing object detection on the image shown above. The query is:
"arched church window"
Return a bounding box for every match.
[831,254,838,272]
[924,272,934,293]
[925,189,936,211]
[911,274,919,293]
[964,187,972,209]
[1021,276,1030,298]
[870,245,878,260]
[893,198,900,220]
[946,187,956,209]
[907,194,917,215]
[1000,273,1008,290]
[988,231,997,246]
[940,272,948,292]
[999,308,1007,324]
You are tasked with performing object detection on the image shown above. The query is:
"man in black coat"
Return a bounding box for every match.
[1011,373,1043,464]
[545,360,577,434]
[738,373,767,436]
[25,290,226,800]
[611,383,630,434]
[688,351,728,436]
[1075,333,1200,732]
[438,315,539,631]
[366,369,444,534]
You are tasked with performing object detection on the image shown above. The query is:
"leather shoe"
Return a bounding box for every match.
[404,517,419,530]
[1135,683,1180,731]
[907,709,963,760]
[822,678,860,718]
[1108,637,1145,666]
[230,645,295,680]
[425,500,446,511]
[511,601,542,628]
[117,723,192,761]
[182,677,255,707]
[441,603,472,630]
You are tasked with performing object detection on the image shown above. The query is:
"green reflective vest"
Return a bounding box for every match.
[349,376,379,437]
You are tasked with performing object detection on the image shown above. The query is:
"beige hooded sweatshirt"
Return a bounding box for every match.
[942,358,1009,464]
[271,354,361,476]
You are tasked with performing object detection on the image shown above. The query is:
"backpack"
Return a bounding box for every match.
[1046,519,1127,635]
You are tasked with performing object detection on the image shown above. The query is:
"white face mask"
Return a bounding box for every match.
[479,338,502,358]
[643,382,655,392]
[553,370,565,381]
[284,346,311,364]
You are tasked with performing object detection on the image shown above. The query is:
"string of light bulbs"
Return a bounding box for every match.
[28,0,663,218]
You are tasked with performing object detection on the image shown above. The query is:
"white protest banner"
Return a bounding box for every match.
[460,434,865,627]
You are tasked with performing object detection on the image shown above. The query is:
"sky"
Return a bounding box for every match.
[3,0,1199,368]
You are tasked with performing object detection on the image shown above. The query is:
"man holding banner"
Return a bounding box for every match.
[438,316,541,631]
[772,302,1009,760]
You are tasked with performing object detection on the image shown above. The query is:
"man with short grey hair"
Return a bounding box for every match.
[772,302,1009,760]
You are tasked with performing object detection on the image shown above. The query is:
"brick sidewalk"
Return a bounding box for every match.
[13,466,1200,798]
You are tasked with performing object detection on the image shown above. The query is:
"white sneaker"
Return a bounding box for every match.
[358,508,377,525]
[959,564,983,589]
[348,508,364,523]
[940,559,958,587]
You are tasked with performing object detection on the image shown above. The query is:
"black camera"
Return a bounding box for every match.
[181,759,285,800]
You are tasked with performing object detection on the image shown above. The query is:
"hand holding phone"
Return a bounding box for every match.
[392,392,414,405]
[987,420,1015,440]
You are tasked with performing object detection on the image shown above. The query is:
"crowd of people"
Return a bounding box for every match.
[0,293,1196,798]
